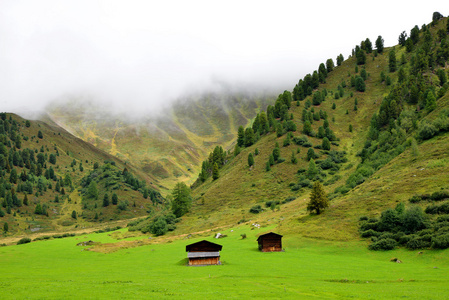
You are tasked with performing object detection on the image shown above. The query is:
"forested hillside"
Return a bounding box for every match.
[0,113,164,235]
[178,13,449,243]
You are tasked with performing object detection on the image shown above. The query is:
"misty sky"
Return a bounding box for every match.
[0,1,447,115]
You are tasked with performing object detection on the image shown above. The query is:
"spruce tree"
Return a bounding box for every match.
[375,35,384,53]
[307,181,329,215]
[171,182,192,217]
[212,163,219,180]
[248,153,254,167]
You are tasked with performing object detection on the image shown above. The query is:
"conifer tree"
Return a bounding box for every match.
[212,163,219,180]
[307,181,329,215]
[375,35,384,53]
[389,49,397,72]
[248,153,254,167]
[171,182,192,217]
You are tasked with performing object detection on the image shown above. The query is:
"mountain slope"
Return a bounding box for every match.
[176,15,449,241]
[46,91,275,190]
[0,113,163,236]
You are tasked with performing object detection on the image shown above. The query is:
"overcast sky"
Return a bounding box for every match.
[0,1,447,115]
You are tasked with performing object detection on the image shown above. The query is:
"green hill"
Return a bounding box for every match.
[176,15,449,243]
[0,113,164,236]
[46,91,275,190]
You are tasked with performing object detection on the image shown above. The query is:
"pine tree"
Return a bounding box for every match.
[389,49,397,72]
[322,137,331,150]
[375,35,384,53]
[212,163,219,180]
[171,182,192,217]
[103,193,110,207]
[248,153,254,167]
[307,181,329,215]
[112,193,118,205]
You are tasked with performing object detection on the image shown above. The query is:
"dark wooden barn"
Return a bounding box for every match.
[257,232,283,252]
[186,240,223,266]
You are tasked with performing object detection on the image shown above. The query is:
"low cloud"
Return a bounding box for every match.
[0,1,446,116]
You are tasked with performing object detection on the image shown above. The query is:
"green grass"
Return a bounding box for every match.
[1,227,449,299]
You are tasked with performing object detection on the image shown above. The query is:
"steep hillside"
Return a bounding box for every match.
[46,91,275,190]
[176,15,449,242]
[0,113,164,236]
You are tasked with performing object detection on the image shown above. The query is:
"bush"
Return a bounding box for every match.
[409,195,422,203]
[249,205,263,214]
[369,238,397,250]
[431,191,449,201]
[406,236,430,250]
[361,229,380,238]
[17,237,31,245]
[432,233,449,249]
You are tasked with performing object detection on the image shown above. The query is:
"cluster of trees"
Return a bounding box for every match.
[335,15,449,196]
[80,161,163,219]
[0,114,74,220]
[197,145,227,183]
[360,194,449,250]
[293,57,339,101]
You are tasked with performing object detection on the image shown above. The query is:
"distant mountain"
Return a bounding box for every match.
[45,91,276,190]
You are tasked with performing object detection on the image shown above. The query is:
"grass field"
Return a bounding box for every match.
[1,226,448,299]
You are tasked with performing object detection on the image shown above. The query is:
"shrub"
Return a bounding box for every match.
[431,191,449,201]
[432,233,449,249]
[249,205,263,214]
[17,237,31,245]
[361,229,380,238]
[409,195,422,203]
[406,236,430,250]
[369,238,397,250]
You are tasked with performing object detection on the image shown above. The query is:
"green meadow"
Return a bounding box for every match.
[1,226,448,299]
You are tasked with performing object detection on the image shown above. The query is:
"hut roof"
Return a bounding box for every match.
[257,232,283,241]
[187,251,220,258]
[186,240,223,252]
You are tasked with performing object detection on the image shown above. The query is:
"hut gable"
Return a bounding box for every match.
[257,232,283,252]
[186,240,222,265]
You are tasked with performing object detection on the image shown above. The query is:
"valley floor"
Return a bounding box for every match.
[1,225,448,299]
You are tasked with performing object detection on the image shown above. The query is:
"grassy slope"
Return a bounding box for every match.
[46,92,275,191]
[180,18,449,242]
[1,114,161,235]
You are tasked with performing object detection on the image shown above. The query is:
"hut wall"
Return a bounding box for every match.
[188,257,220,265]
[260,238,282,252]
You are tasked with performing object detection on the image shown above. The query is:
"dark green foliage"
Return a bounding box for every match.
[248,153,254,167]
[355,76,365,92]
[17,237,31,245]
[307,181,328,215]
[71,210,77,219]
[37,130,43,139]
[307,148,316,161]
[336,54,344,66]
[171,182,192,218]
[398,31,407,46]
[249,205,263,214]
[212,163,219,180]
[369,238,397,251]
[112,193,118,205]
[355,46,366,65]
[389,49,397,72]
[375,35,384,53]
[322,137,331,150]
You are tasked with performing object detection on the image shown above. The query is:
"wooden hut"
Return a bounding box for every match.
[257,232,283,252]
[186,240,223,266]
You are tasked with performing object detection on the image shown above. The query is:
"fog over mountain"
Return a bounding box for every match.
[0,1,446,116]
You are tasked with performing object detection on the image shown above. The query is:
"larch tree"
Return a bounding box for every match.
[171,182,192,218]
[307,181,329,215]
